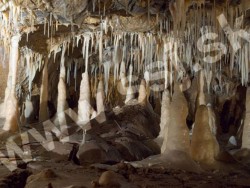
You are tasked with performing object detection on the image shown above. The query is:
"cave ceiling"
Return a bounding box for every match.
[0,0,250,91]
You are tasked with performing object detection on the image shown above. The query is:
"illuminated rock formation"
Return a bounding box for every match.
[191,105,220,163]
[161,85,190,154]
[78,72,92,123]
[3,35,21,132]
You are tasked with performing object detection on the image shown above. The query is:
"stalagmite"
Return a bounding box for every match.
[24,97,34,124]
[78,72,92,123]
[3,35,21,132]
[242,88,250,149]
[39,58,49,122]
[161,84,190,154]
[125,65,135,104]
[57,76,67,112]
[138,79,147,105]
[118,61,127,96]
[156,90,171,151]
[191,105,220,164]
[91,111,97,120]
[96,79,105,114]
[196,70,206,107]
[207,104,217,137]
[57,43,68,126]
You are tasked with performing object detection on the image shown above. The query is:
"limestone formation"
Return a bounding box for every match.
[138,79,147,105]
[196,70,206,107]
[78,72,92,123]
[0,0,249,182]
[156,90,171,150]
[96,79,105,115]
[24,98,34,124]
[57,46,68,114]
[191,105,220,163]
[161,84,190,154]
[3,35,21,132]
[125,65,135,104]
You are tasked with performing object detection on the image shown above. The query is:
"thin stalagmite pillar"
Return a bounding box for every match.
[96,79,105,114]
[118,61,127,96]
[24,97,33,124]
[156,90,171,151]
[78,72,92,123]
[196,70,206,107]
[125,65,135,104]
[57,44,68,126]
[39,58,49,121]
[57,46,67,112]
[3,35,21,132]
[138,79,147,105]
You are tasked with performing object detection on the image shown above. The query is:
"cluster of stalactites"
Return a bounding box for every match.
[19,47,44,97]
[45,5,249,100]
[1,0,250,105]
[48,29,185,99]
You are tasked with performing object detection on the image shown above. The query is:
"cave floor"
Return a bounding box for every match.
[0,158,249,188]
[0,116,249,187]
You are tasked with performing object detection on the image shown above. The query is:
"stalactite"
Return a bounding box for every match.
[83,34,91,71]
[99,32,103,64]
[103,61,111,95]
[204,69,212,94]
[3,35,21,132]
[113,33,122,83]
[39,58,49,122]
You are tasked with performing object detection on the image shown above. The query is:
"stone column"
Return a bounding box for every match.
[78,72,91,123]
[161,84,190,154]
[3,35,21,132]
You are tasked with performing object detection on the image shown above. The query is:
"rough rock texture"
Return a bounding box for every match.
[77,102,160,164]
[161,85,190,154]
[191,105,220,164]
[242,88,250,149]
[0,64,8,100]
